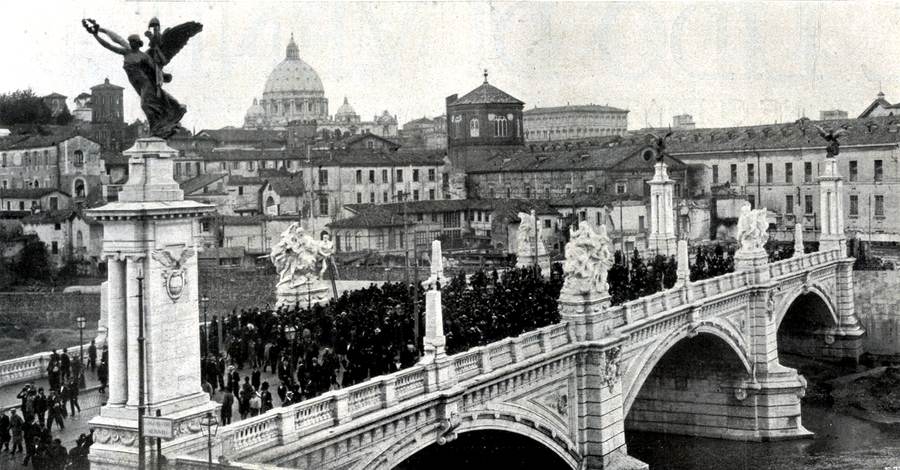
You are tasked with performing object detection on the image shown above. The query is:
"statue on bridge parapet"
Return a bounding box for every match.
[736,202,769,253]
[270,223,334,306]
[561,222,614,297]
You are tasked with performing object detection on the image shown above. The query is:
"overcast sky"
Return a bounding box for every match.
[4,1,900,131]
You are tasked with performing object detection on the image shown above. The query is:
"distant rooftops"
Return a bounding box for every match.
[525,104,628,115]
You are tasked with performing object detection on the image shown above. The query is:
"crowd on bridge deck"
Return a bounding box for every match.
[199,269,563,425]
[0,343,103,469]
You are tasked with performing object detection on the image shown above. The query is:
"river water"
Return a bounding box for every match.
[626,401,900,470]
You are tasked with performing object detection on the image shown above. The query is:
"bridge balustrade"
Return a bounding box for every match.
[0,338,106,388]
[768,249,841,279]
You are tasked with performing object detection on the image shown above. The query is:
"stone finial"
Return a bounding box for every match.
[676,239,689,285]
[423,240,448,290]
[793,221,804,257]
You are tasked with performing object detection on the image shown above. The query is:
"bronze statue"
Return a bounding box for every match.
[812,124,850,159]
[645,130,673,162]
[82,18,202,139]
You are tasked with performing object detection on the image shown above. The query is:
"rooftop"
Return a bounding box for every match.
[449,75,523,107]
[524,104,629,115]
[265,175,305,197]
[179,173,228,195]
[0,188,70,199]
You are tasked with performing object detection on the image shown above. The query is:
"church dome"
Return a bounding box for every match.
[263,35,325,95]
[336,97,356,117]
[246,98,264,117]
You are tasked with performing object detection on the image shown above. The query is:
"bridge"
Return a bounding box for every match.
[163,244,860,470]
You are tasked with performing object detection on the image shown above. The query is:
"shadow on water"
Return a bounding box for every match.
[626,355,900,470]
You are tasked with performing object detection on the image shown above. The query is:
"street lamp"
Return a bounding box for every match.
[75,316,86,389]
[199,412,219,470]
[200,296,210,357]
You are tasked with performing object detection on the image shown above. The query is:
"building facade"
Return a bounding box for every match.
[523,104,628,142]
[0,132,105,200]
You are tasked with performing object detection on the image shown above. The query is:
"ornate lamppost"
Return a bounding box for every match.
[199,412,219,470]
[75,316,87,389]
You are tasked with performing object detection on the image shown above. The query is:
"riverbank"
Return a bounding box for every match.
[830,366,900,424]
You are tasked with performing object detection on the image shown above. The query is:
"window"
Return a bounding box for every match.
[730,164,737,183]
[367,141,374,149]
[429,189,435,200]
[506,187,512,198]
[747,163,755,184]
[397,191,403,201]
[849,195,859,216]
[369,192,375,203]
[238,186,244,196]
[874,160,883,182]
[638,216,645,231]
[470,118,480,137]
[382,169,389,183]
[428,169,436,181]
[804,162,812,183]
[318,195,329,215]
[413,190,419,201]
[765,163,773,183]
[356,192,362,204]
[49,197,58,211]
[396,169,404,182]
[785,195,794,214]
[51,242,58,255]
[748,195,755,209]
[54,223,61,231]
[494,116,509,137]
[804,194,813,214]
[712,165,719,184]
[382,191,388,202]
[849,161,858,182]
[615,182,626,194]
[248,161,255,171]
[875,195,885,216]
[413,169,420,182]
[785,163,793,183]
[369,170,375,183]
[19,202,24,211]
[355,170,362,184]
[73,150,84,166]
[319,169,328,186]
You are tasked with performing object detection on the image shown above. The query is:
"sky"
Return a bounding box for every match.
[4,1,900,132]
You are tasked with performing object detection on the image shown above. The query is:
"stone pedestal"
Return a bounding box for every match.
[516,251,551,275]
[276,280,331,309]
[734,248,770,284]
[647,162,677,256]
[86,138,219,470]
[818,159,846,255]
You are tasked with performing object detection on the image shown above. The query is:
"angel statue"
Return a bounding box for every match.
[812,123,850,159]
[82,17,202,139]
[736,202,769,253]
[270,223,333,289]
[561,222,614,296]
[516,211,537,256]
[645,129,673,162]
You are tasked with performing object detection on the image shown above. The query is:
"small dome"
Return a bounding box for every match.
[263,36,325,95]
[375,110,397,125]
[245,98,264,116]
[335,97,357,118]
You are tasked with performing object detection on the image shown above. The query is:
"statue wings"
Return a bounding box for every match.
[812,124,849,142]
[151,248,195,269]
[156,21,203,66]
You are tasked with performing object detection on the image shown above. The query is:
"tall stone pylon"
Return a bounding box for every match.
[793,220,805,257]
[420,240,454,390]
[676,239,690,286]
[818,158,846,255]
[86,138,218,469]
[647,162,677,256]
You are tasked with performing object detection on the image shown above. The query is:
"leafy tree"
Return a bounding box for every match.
[0,89,53,125]
[16,237,52,281]
[54,107,73,125]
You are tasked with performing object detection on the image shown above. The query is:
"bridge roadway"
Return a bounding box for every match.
[158,248,862,470]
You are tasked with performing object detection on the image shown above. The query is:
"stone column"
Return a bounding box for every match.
[420,241,454,390]
[676,239,689,286]
[125,256,143,407]
[793,221,804,257]
[818,158,846,255]
[647,162,677,256]
[106,257,127,406]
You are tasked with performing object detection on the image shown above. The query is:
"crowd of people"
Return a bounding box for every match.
[0,344,104,469]
[199,267,564,424]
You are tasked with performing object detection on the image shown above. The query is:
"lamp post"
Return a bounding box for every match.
[199,412,219,470]
[200,296,210,358]
[75,316,86,389]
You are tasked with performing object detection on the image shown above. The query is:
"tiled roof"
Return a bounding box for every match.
[197,128,286,144]
[227,175,267,186]
[0,129,79,150]
[90,79,124,90]
[450,81,523,106]
[404,117,434,126]
[549,193,643,208]
[21,209,77,225]
[0,188,69,199]
[265,175,305,197]
[609,153,686,172]
[43,93,67,99]
[343,198,559,219]
[465,143,645,174]
[524,104,628,115]
[340,133,401,149]
[191,149,445,167]
[179,173,227,195]
[329,205,414,229]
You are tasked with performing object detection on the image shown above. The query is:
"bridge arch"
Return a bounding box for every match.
[361,409,580,470]
[774,284,839,332]
[775,284,840,358]
[622,320,753,417]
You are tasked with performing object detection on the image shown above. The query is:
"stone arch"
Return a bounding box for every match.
[774,284,839,332]
[73,178,86,198]
[361,409,580,470]
[622,320,753,416]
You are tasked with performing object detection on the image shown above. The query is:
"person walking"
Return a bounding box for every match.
[220,389,234,426]
[97,360,108,394]
[68,378,81,418]
[0,410,10,453]
[9,410,23,455]
[88,340,97,372]
[60,349,71,385]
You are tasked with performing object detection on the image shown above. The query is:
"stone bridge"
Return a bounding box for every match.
[167,247,861,470]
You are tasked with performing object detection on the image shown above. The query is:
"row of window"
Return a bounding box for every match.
[265,99,326,116]
[524,127,626,138]
[450,115,522,139]
[526,114,627,122]
[355,189,438,204]
[712,160,886,185]
[778,193,885,217]
[354,168,437,184]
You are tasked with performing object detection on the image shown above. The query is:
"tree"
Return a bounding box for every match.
[0,89,53,125]
[16,237,52,281]
[54,107,73,125]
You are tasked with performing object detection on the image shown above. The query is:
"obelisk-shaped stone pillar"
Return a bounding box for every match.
[647,162,677,256]
[793,221,805,257]
[420,240,455,390]
[818,158,846,255]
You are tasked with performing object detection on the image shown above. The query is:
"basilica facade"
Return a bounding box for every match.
[243,37,398,138]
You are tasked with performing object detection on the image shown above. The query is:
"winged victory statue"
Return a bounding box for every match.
[82,17,202,139]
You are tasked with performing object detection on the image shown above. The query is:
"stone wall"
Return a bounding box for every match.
[0,292,100,330]
[198,268,277,315]
[853,270,900,358]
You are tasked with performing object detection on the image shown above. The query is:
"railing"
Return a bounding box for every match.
[214,321,573,461]
[0,339,105,388]
[768,248,842,279]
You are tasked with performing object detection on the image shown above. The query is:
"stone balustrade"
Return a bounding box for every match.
[768,248,842,279]
[0,339,106,388]
[212,322,573,462]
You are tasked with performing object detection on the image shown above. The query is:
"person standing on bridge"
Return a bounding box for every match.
[0,410,10,453]
[60,349,71,385]
[87,341,97,372]
[220,388,234,426]
[8,409,22,455]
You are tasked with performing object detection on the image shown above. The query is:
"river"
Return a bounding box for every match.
[627,396,900,470]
